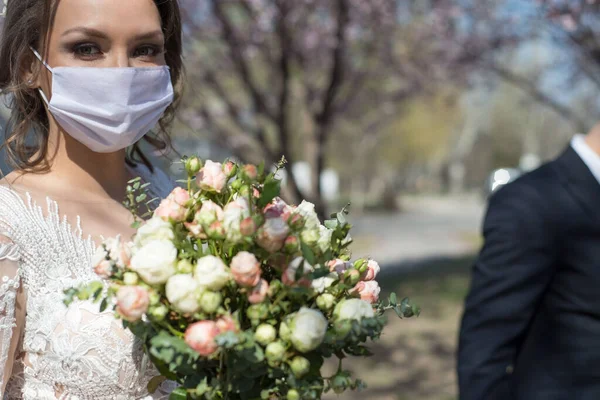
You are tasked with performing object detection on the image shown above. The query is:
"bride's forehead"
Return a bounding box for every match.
[51,0,162,35]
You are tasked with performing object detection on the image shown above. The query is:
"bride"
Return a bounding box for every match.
[0,0,183,398]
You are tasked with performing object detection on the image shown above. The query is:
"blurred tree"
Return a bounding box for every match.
[177,0,465,217]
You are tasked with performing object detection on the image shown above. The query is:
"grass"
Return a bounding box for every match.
[323,255,475,400]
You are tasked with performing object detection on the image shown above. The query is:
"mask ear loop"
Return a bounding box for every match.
[28,46,52,105]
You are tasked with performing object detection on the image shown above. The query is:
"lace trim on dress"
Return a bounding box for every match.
[0,242,20,392]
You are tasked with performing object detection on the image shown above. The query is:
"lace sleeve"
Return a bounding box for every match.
[0,241,23,395]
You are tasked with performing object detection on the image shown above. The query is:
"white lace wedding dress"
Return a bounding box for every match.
[0,163,177,399]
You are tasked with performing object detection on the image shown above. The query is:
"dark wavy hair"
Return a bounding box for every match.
[0,0,183,172]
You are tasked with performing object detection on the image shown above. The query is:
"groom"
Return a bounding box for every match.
[458,125,600,400]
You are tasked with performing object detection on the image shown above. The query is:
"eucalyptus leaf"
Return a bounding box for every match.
[168,387,188,400]
[301,242,317,266]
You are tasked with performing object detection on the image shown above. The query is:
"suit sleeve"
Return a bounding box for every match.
[457,183,558,400]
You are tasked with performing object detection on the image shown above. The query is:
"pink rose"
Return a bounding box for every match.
[243,164,258,180]
[240,217,257,236]
[155,187,191,222]
[199,200,224,221]
[352,281,381,304]
[256,217,290,253]
[103,237,132,268]
[223,161,237,178]
[230,251,261,287]
[184,321,221,356]
[116,286,150,322]
[196,160,227,193]
[206,221,226,239]
[94,259,113,279]
[216,315,239,334]
[184,221,206,239]
[248,279,269,304]
[263,198,291,219]
[283,235,299,253]
[328,259,351,275]
[362,260,380,281]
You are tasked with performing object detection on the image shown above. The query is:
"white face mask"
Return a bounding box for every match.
[30,48,174,153]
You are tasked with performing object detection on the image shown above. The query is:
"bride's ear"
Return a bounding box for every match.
[20,50,41,89]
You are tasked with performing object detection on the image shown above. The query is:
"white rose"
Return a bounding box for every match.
[295,200,320,230]
[290,307,328,353]
[104,236,132,267]
[317,225,333,253]
[194,255,231,290]
[311,273,338,294]
[333,298,375,321]
[134,217,175,248]
[166,274,202,313]
[223,198,250,244]
[130,239,177,285]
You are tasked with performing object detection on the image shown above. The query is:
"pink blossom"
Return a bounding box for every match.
[248,279,269,304]
[196,160,227,193]
[352,281,381,304]
[185,321,221,356]
[263,198,291,219]
[240,217,257,236]
[362,260,380,281]
[216,315,239,333]
[230,251,262,287]
[94,259,113,279]
[116,286,150,322]
[155,187,191,222]
[256,217,290,253]
[328,259,351,275]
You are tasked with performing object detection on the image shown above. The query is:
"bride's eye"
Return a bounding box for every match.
[73,43,102,58]
[133,45,162,58]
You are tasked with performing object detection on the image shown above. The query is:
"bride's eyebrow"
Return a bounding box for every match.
[61,27,164,42]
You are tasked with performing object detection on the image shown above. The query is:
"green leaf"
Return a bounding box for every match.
[258,176,281,208]
[257,161,265,177]
[324,219,338,230]
[168,387,188,400]
[300,242,317,266]
[393,305,403,319]
[389,293,397,306]
[147,375,167,394]
[99,297,109,313]
[133,181,141,190]
[136,194,148,203]
[309,267,332,280]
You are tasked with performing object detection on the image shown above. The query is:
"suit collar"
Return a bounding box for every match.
[556,145,600,224]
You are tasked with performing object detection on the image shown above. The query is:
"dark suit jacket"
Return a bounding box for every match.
[458,146,600,400]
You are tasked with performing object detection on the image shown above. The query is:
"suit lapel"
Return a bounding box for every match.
[556,146,600,226]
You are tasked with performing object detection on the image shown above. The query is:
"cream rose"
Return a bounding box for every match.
[134,217,175,248]
[333,298,375,321]
[362,260,380,281]
[130,239,177,285]
[116,286,150,322]
[311,273,338,294]
[92,245,112,279]
[185,321,220,356]
[194,255,231,290]
[317,225,333,253]
[196,160,227,193]
[165,274,202,314]
[290,308,328,353]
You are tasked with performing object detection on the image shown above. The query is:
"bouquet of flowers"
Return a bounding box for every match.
[65,157,419,400]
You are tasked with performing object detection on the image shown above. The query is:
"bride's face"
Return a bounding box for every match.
[40,0,166,71]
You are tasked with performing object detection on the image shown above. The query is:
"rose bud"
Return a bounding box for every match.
[148,304,169,321]
[166,274,202,314]
[196,160,227,193]
[247,303,269,321]
[240,217,257,236]
[223,160,237,178]
[287,390,300,400]
[206,221,225,240]
[290,308,327,353]
[290,356,311,378]
[362,260,380,281]
[300,229,319,246]
[216,315,239,334]
[265,341,286,364]
[316,293,336,312]
[185,156,202,175]
[231,251,262,287]
[248,279,269,304]
[242,164,258,181]
[123,272,139,286]
[255,323,277,346]
[177,259,194,274]
[287,213,304,230]
[351,281,381,304]
[344,269,361,286]
[283,236,299,254]
[185,321,221,356]
[116,286,150,322]
[199,291,223,314]
[195,200,224,226]
[92,246,112,279]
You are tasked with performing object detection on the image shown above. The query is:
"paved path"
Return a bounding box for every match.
[348,194,486,268]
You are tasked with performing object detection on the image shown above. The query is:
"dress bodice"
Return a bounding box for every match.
[0,163,176,399]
